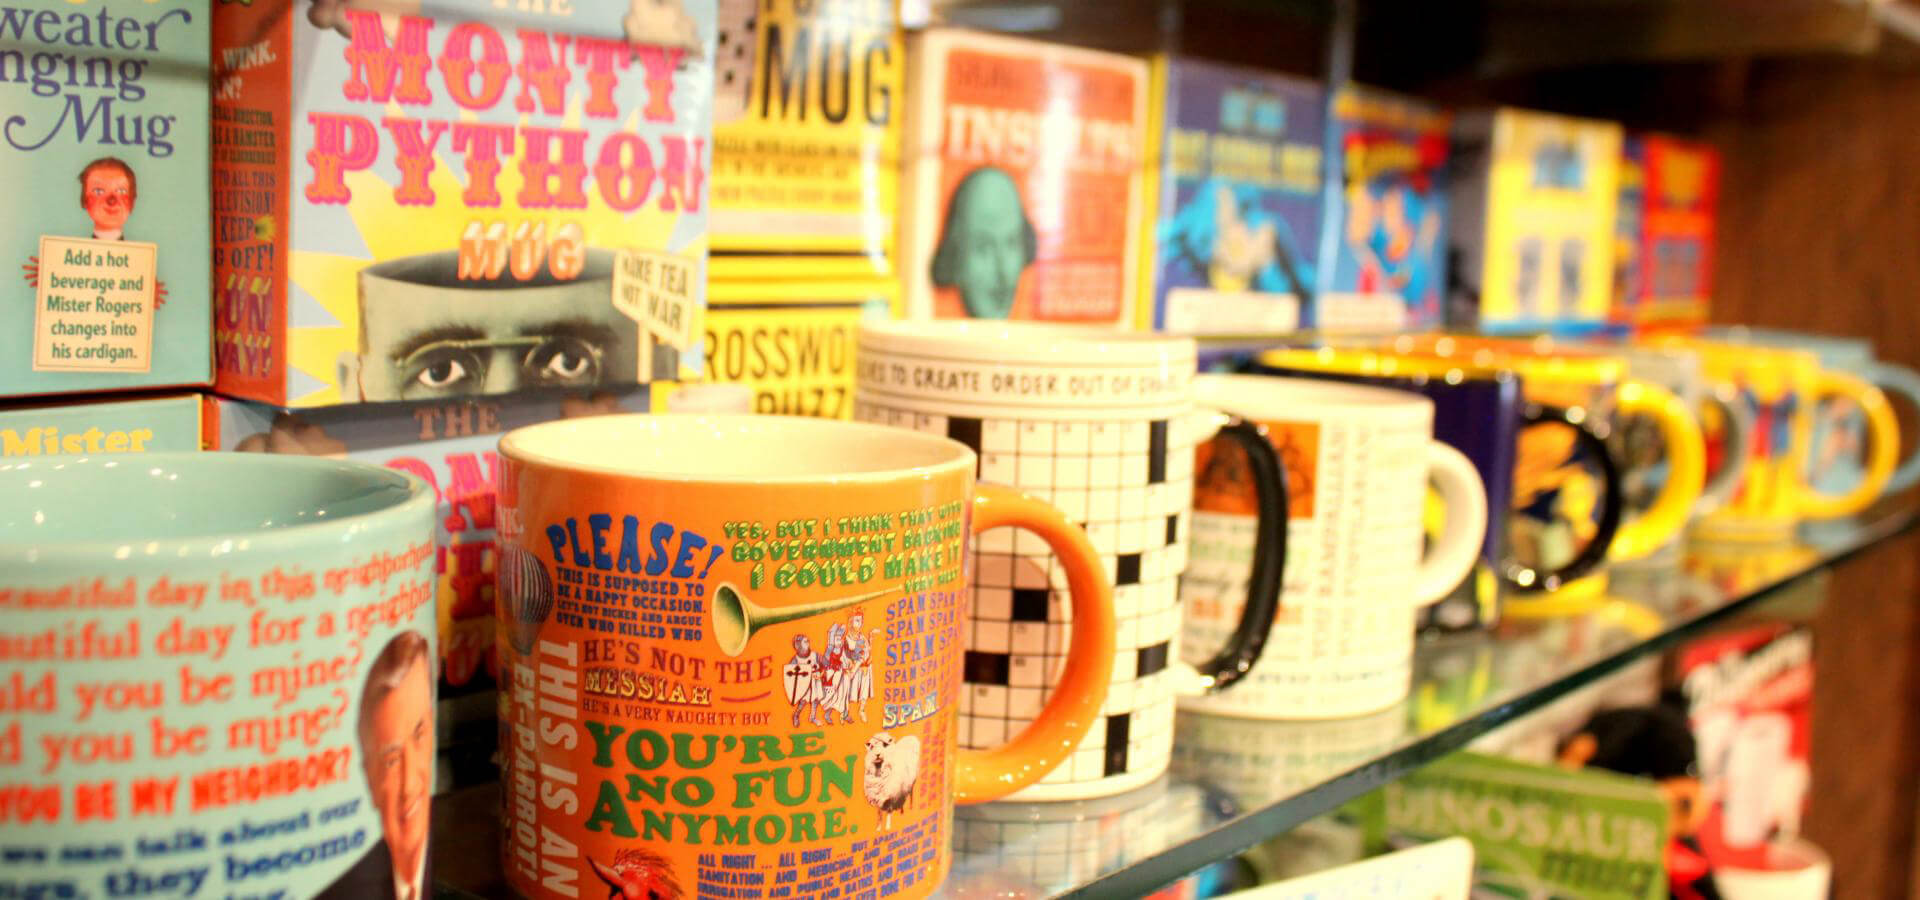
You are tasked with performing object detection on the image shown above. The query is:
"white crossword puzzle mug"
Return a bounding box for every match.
[855,321,1289,801]
[1180,374,1489,719]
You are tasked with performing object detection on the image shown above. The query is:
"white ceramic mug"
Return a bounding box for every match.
[854,321,1290,800]
[1179,374,1489,719]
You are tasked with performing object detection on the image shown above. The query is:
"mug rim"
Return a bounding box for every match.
[858,319,1197,367]
[1194,372,1434,419]
[500,413,976,484]
[0,453,431,564]
[1258,346,1516,383]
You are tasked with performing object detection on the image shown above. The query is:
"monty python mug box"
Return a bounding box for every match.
[901,29,1147,326]
[211,0,716,408]
[708,0,903,281]
[1140,55,1323,336]
[0,0,211,400]
[209,386,651,787]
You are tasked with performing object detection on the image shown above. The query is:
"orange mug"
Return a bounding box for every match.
[494,415,1116,900]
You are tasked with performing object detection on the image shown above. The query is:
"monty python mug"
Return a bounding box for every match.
[855,321,1287,800]
[1676,339,1899,543]
[1179,374,1488,718]
[495,415,1117,900]
[0,455,438,900]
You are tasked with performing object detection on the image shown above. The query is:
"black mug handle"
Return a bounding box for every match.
[1502,405,1624,594]
[1192,417,1289,691]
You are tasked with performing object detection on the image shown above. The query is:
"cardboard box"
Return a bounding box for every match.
[0,1,211,400]
[1319,85,1450,333]
[1140,56,1323,336]
[1354,752,1670,900]
[1613,134,1718,333]
[696,279,892,418]
[0,392,212,458]
[708,0,902,280]
[901,29,1147,325]
[210,0,716,407]
[1448,108,1622,335]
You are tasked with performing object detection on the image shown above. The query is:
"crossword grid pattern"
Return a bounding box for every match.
[855,398,1195,789]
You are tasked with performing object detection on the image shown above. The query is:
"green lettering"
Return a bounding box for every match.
[623,774,668,804]
[641,808,676,842]
[584,781,635,837]
[672,776,715,807]
[713,814,752,845]
[584,721,626,768]
[769,765,810,807]
[732,770,768,809]
[788,731,827,758]
[626,728,670,770]
[789,812,819,843]
[676,813,709,844]
[817,754,856,802]
[740,735,785,764]
[674,733,720,769]
[822,806,849,839]
[752,814,785,844]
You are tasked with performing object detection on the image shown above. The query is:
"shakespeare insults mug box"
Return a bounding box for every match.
[494,415,1118,899]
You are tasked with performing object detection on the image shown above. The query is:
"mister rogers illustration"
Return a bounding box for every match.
[318,630,435,900]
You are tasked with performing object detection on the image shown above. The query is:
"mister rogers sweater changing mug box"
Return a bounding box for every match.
[211,0,716,408]
[0,0,211,400]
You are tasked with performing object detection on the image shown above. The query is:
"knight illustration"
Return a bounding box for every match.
[783,634,824,727]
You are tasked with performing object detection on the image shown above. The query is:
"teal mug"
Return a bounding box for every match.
[0,454,438,900]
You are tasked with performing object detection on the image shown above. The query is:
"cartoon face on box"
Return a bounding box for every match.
[212,0,715,407]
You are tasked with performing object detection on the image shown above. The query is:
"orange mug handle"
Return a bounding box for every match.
[953,483,1116,804]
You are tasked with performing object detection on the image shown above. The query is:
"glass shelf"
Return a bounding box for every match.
[429,505,1915,900]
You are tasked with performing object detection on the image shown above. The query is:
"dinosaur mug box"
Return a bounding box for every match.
[0,0,211,400]
[211,0,716,408]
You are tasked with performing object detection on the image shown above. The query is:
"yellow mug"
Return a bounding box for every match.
[1678,339,1899,542]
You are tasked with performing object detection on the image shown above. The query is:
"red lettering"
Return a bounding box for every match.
[517,127,590,209]
[452,123,516,207]
[340,10,432,104]
[439,21,512,110]
[574,37,630,119]
[304,112,379,204]
[515,29,573,115]
[634,46,685,123]
[382,117,450,206]
[593,131,655,212]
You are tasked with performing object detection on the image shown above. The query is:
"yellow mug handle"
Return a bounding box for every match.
[1798,370,1898,520]
[954,484,1116,804]
[1608,379,1706,561]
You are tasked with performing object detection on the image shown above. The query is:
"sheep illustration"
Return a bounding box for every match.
[861,732,921,832]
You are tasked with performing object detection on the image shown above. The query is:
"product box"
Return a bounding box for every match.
[709,0,902,280]
[901,29,1148,325]
[1613,134,1718,333]
[0,1,210,400]
[1671,623,1812,870]
[1354,751,1670,900]
[1448,108,1623,335]
[0,392,212,458]
[208,386,651,786]
[1140,56,1322,335]
[697,279,891,418]
[211,0,715,408]
[1319,85,1450,333]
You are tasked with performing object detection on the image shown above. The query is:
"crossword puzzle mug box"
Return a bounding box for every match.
[210,0,716,408]
[493,415,1117,899]
[0,0,211,400]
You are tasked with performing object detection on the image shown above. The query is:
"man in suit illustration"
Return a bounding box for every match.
[319,630,435,900]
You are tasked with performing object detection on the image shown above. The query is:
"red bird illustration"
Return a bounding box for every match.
[588,849,683,900]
